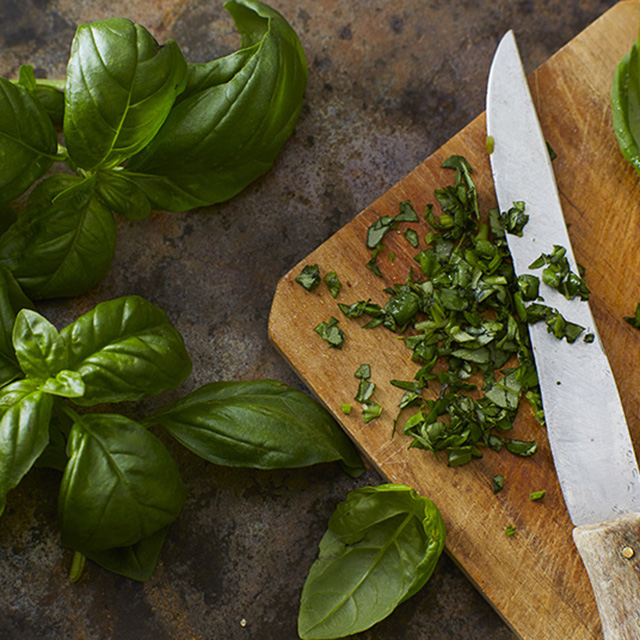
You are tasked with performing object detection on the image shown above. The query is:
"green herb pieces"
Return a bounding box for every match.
[485,135,495,154]
[492,475,505,494]
[624,303,640,329]
[149,379,364,478]
[528,245,590,301]
[324,270,342,298]
[296,264,321,291]
[340,156,541,466]
[525,302,586,343]
[505,525,516,537]
[340,403,352,415]
[298,484,446,640]
[404,228,420,248]
[314,317,345,349]
[362,401,382,423]
[529,489,546,501]
[366,201,419,250]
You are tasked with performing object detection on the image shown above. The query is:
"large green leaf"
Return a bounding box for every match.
[0,77,58,205]
[298,484,446,639]
[58,413,186,552]
[612,43,640,173]
[0,266,33,387]
[64,17,188,171]
[150,379,364,477]
[0,380,54,516]
[124,0,308,210]
[0,174,116,300]
[60,296,192,406]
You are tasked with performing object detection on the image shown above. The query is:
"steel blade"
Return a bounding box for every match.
[486,30,640,527]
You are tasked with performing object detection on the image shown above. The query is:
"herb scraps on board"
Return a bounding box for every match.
[0,0,307,302]
[297,154,595,468]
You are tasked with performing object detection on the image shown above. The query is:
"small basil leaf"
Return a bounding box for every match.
[12,308,67,379]
[60,296,192,406]
[0,174,116,300]
[150,379,364,477]
[96,170,151,220]
[0,380,54,515]
[0,77,58,205]
[40,370,86,399]
[0,266,33,387]
[59,413,186,552]
[125,0,307,210]
[298,484,446,639]
[64,18,188,170]
[84,526,168,582]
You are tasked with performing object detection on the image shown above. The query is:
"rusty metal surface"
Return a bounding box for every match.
[0,1,620,638]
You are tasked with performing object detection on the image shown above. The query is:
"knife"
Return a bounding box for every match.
[486,30,640,640]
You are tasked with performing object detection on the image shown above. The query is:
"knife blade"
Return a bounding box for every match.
[487,30,640,640]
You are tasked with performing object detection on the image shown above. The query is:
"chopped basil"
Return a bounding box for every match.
[314,317,345,349]
[324,270,342,298]
[355,364,371,379]
[362,401,382,423]
[404,228,420,248]
[529,489,546,501]
[529,245,590,301]
[485,135,495,154]
[355,379,376,403]
[624,303,640,329]
[296,264,321,291]
[341,403,352,415]
[492,475,505,494]
[505,525,516,537]
[498,201,529,237]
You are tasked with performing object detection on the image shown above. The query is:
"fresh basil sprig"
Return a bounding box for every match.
[0,0,307,301]
[298,484,446,639]
[0,288,364,581]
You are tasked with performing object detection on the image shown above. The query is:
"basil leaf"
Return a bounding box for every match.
[612,43,640,173]
[0,77,58,205]
[125,0,307,210]
[84,526,168,582]
[0,266,33,387]
[12,309,67,379]
[60,296,192,406]
[96,170,151,220]
[64,17,187,171]
[0,380,54,516]
[298,484,446,639]
[59,413,186,552]
[33,84,65,128]
[150,379,364,477]
[0,174,116,300]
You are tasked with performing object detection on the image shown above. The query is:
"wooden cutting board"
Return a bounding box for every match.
[269,2,640,638]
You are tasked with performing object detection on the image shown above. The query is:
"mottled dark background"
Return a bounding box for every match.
[0,1,621,638]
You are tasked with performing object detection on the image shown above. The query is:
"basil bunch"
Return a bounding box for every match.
[298,484,446,639]
[0,0,307,300]
[0,274,364,581]
[612,36,640,173]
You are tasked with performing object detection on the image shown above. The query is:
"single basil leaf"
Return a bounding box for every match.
[84,526,168,582]
[0,77,58,205]
[40,370,86,399]
[12,308,67,379]
[298,484,446,639]
[96,170,151,220]
[0,266,33,387]
[125,0,308,210]
[612,44,640,173]
[0,174,116,300]
[150,379,364,477]
[0,380,54,516]
[60,296,192,406]
[64,17,188,171]
[59,413,186,552]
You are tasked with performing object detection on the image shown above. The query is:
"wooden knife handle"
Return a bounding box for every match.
[573,513,640,639]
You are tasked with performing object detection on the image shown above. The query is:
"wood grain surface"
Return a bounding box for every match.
[269,1,640,638]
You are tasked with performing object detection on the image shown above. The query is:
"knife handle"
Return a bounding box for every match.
[573,513,640,639]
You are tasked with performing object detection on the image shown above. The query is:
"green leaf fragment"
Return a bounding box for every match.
[296,264,321,291]
[314,317,345,349]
